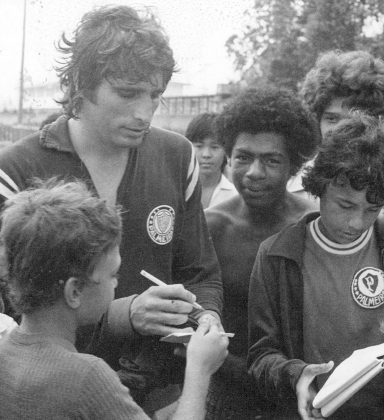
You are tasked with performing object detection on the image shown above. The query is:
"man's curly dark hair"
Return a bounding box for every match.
[56,5,176,118]
[216,86,320,175]
[301,50,384,121]
[303,113,384,204]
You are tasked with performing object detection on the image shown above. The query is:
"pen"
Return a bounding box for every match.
[140,269,203,310]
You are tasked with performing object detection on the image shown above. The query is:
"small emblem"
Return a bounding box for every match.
[351,267,384,309]
[147,205,175,245]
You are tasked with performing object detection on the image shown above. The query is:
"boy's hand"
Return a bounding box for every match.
[296,361,334,420]
[186,323,229,376]
[197,310,224,332]
[130,284,197,336]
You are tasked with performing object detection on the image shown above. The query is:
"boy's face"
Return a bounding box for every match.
[193,137,225,177]
[319,182,383,244]
[320,97,352,139]
[79,245,120,325]
[80,73,166,150]
[229,131,291,211]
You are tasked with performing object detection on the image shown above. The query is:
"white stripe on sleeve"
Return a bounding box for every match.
[0,169,19,192]
[185,144,199,202]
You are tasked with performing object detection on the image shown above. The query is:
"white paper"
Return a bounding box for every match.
[160,331,234,344]
[313,343,384,417]
[320,361,384,417]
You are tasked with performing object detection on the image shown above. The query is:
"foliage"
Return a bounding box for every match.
[227,0,384,90]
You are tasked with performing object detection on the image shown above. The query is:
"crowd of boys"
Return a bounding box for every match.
[1,4,384,420]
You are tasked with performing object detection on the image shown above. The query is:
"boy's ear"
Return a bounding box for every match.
[227,155,232,168]
[63,277,83,309]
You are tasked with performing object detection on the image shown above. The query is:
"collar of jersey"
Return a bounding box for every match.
[309,217,373,255]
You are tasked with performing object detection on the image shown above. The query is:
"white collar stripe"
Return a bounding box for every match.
[309,217,373,255]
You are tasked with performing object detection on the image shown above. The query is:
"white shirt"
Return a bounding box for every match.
[208,174,238,208]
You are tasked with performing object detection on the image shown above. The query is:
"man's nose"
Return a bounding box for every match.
[133,96,155,123]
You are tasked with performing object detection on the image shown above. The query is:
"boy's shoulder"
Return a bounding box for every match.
[259,211,319,258]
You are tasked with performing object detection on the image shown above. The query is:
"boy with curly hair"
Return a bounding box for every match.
[0,180,228,420]
[204,86,320,419]
[288,50,384,197]
[248,114,384,419]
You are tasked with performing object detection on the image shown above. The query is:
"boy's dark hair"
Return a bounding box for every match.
[0,179,122,314]
[56,5,176,118]
[216,87,320,175]
[301,50,384,121]
[185,113,218,144]
[303,113,384,204]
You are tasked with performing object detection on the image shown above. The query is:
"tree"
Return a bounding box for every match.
[227,0,384,90]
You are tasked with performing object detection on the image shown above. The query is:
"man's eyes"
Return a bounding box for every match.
[118,91,139,99]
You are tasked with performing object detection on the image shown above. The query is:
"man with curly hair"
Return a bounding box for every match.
[0,5,223,414]
[288,50,384,197]
[204,87,320,419]
[248,114,384,419]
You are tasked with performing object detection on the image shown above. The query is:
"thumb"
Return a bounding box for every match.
[306,361,334,379]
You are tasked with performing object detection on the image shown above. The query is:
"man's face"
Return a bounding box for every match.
[229,132,291,210]
[319,182,383,244]
[80,74,165,149]
[193,137,226,178]
[320,97,353,139]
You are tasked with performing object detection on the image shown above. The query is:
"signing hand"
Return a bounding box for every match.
[130,284,198,336]
[296,361,334,420]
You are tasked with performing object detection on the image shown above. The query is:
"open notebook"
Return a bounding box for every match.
[312,343,384,417]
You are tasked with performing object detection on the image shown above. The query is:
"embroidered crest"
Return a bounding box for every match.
[351,267,384,309]
[147,205,175,245]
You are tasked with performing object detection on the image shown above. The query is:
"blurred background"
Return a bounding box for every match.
[1,0,384,143]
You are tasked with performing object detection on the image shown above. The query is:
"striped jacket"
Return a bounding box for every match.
[0,116,223,330]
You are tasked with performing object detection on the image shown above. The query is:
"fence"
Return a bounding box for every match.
[0,124,36,144]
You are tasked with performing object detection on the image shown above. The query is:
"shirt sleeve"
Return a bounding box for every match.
[172,142,223,316]
[247,244,307,404]
[79,358,150,420]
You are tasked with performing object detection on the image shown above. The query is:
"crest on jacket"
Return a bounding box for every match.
[147,205,175,245]
[351,267,384,309]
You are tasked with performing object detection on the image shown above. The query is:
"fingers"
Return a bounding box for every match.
[296,362,333,420]
[130,285,200,336]
[149,284,198,306]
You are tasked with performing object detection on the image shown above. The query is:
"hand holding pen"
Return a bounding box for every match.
[128,270,205,337]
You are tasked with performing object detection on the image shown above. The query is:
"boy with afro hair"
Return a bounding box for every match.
[204,86,320,419]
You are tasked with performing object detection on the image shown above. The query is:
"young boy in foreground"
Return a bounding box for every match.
[0,180,228,420]
[248,114,384,420]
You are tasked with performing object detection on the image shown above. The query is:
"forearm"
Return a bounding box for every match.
[249,350,307,403]
[171,365,211,420]
[86,296,142,365]
[215,353,254,386]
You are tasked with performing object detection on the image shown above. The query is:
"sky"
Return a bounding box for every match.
[0,0,253,110]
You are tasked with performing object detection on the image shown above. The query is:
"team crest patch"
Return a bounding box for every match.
[351,267,384,309]
[147,205,175,245]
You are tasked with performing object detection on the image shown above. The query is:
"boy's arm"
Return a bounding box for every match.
[171,323,229,420]
[247,245,307,404]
